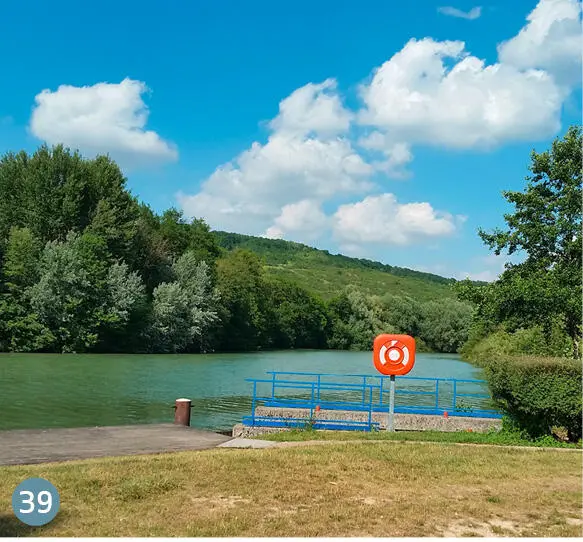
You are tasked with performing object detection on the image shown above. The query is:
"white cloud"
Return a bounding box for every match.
[179,0,578,259]
[358,132,413,177]
[456,269,498,282]
[498,0,582,87]
[264,200,329,242]
[437,6,482,20]
[179,80,372,235]
[30,78,177,168]
[333,194,462,247]
[456,253,512,282]
[358,37,564,149]
[269,78,352,139]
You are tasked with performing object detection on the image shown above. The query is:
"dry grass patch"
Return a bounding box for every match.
[0,441,581,537]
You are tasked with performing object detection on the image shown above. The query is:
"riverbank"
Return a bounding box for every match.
[0,440,581,537]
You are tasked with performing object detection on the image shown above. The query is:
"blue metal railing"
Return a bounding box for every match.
[242,371,501,431]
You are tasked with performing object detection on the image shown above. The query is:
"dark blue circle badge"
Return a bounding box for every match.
[12,477,60,526]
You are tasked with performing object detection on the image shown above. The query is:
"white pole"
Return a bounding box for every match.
[388,375,396,432]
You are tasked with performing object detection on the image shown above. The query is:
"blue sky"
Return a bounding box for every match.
[0,0,581,280]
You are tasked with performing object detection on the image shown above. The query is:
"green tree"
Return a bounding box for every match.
[148,282,193,353]
[419,299,474,353]
[28,232,111,352]
[327,286,393,350]
[3,227,42,291]
[173,252,220,352]
[265,279,329,349]
[380,295,423,337]
[458,126,582,358]
[147,252,220,353]
[96,262,148,352]
[0,227,53,351]
[158,209,221,266]
[214,249,268,351]
[129,204,174,293]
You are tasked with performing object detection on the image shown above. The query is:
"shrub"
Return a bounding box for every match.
[482,355,582,441]
[463,322,574,366]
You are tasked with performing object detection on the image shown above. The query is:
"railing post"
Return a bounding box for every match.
[387,375,396,431]
[317,374,321,402]
[251,381,257,425]
[368,385,373,431]
[310,382,315,419]
[362,376,366,405]
[435,380,440,412]
[452,380,457,412]
[271,373,276,400]
[379,377,383,407]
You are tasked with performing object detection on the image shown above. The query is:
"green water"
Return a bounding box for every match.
[0,350,485,432]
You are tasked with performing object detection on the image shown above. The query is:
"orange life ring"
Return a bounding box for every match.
[373,334,416,376]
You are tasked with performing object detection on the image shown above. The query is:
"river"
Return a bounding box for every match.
[0,350,486,432]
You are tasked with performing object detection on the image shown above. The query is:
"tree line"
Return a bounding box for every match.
[0,145,474,354]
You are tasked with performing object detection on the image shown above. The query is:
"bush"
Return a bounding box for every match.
[482,355,582,441]
[463,321,574,365]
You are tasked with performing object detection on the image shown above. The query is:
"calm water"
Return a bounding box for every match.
[0,350,485,431]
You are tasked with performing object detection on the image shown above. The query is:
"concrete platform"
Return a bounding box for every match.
[233,406,502,437]
[0,424,232,466]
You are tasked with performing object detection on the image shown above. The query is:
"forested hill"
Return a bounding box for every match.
[213,231,461,302]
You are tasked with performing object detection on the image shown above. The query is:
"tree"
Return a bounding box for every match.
[28,232,111,352]
[147,251,220,353]
[327,286,392,350]
[419,299,474,353]
[158,209,221,265]
[380,294,423,337]
[3,227,42,291]
[149,282,193,353]
[173,252,220,352]
[265,279,329,349]
[214,249,269,351]
[0,227,53,352]
[96,262,148,352]
[458,126,582,358]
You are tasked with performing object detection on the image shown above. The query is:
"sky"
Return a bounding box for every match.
[0,0,581,281]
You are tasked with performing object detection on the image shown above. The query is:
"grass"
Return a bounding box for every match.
[258,428,583,448]
[267,265,455,301]
[0,441,581,537]
[213,230,459,301]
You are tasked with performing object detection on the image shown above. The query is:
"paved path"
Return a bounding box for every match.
[218,437,277,449]
[0,424,232,466]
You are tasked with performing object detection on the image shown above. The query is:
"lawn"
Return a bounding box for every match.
[1,441,581,537]
[258,428,583,448]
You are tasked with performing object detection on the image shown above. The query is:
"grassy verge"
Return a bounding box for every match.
[258,428,583,448]
[1,442,581,537]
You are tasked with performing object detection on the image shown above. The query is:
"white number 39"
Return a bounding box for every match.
[19,490,52,514]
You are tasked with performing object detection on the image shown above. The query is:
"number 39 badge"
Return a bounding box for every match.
[12,477,60,526]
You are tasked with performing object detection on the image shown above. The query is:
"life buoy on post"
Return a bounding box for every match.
[373,334,416,376]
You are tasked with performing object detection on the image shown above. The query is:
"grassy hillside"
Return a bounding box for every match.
[213,231,461,302]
